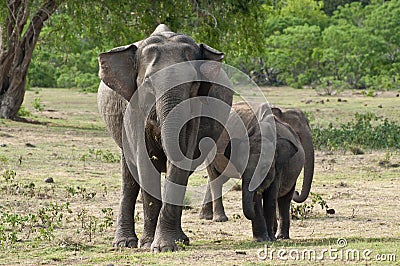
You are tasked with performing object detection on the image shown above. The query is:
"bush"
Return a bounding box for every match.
[312,112,400,150]
[57,73,76,88]
[28,62,58,88]
[74,73,99,93]
[17,106,31,117]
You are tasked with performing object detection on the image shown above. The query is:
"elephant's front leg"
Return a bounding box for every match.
[276,186,295,239]
[113,154,140,248]
[251,194,269,242]
[136,151,162,249]
[139,190,162,248]
[151,163,191,252]
[262,180,278,241]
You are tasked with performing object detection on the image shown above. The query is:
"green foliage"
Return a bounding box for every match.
[2,169,16,182]
[0,170,115,248]
[0,201,72,247]
[265,24,322,88]
[80,148,119,163]
[291,192,331,220]
[65,186,96,200]
[76,208,98,242]
[99,208,114,232]
[18,0,399,92]
[17,105,32,117]
[319,21,385,89]
[313,112,400,150]
[32,98,44,111]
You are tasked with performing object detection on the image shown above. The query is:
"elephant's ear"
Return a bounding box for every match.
[200,43,224,62]
[98,44,138,101]
[276,137,298,166]
[225,137,249,173]
[198,44,224,95]
[271,106,282,117]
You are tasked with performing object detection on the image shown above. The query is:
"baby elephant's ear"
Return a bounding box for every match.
[98,44,138,101]
[276,138,298,166]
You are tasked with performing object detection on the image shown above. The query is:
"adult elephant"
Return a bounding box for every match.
[97,24,233,252]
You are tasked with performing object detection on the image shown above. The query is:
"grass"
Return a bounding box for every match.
[0,87,399,265]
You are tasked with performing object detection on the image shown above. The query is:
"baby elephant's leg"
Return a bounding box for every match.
[252,196,269,242]
[210,173,230,222]
[276,186,295,239]
[199,181,213,220]
[263,180,278,241]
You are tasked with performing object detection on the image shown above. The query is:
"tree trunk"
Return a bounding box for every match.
[0,0,61,119]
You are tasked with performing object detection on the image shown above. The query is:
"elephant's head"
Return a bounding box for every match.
[98,24,230,168]
[271,107,314,203]
[241,122,299,220]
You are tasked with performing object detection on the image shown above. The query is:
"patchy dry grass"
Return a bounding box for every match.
[0,87,399,265]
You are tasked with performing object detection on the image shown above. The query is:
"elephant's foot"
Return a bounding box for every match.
[139,228,155,249]
[150,227,190,252]
[213,213,228,222]
[176,228,190,245]
[268,234,277,241]
[199,204,213,220]
[276,233,290,239]
[276,230,290,239]
[253,234,271,242]
[138,236,153,249]
[150,233,180,253]
[113,230,138,248]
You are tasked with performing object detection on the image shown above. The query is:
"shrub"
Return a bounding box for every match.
[312,112,400,150]
[57,73,76,88]
[17,105,31,117]
[74,73,99,93]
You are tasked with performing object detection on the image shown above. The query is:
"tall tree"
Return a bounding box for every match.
[0,0,62,119]
[1,0,268,119]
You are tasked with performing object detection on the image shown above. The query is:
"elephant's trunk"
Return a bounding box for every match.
[242,176,256,220]
[157,84,199,168]
[292,123,314,203]
[158,92,186,161]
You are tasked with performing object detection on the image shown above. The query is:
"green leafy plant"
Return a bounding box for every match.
[32,98,44,112]
[99,208,114,232]
[80,148,119,163]
[76,208,98,242]
[2,169,16,182]
[291,192,332,220]
[65,186,96,200]
[17,105,31,117]
[312,112,400,150]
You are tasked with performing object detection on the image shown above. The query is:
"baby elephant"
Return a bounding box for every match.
[200,102,307,241]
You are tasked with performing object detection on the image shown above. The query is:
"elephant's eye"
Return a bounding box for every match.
[143,45,160,61]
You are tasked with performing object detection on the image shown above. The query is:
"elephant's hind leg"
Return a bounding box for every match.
[199,181,214,220]
[209,167,229,222]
